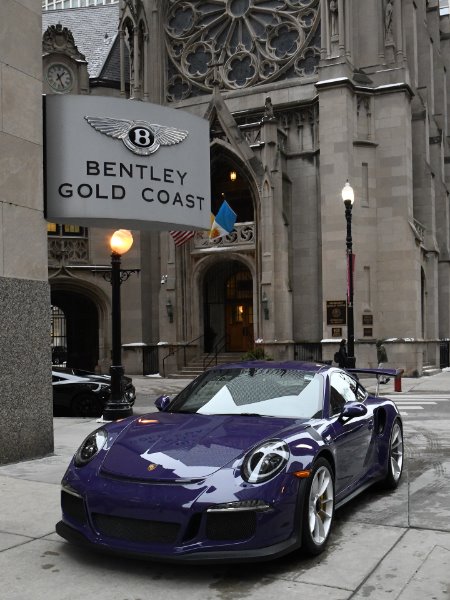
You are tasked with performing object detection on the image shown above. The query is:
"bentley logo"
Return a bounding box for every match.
[84,116,189,156]
[147,463,158,472]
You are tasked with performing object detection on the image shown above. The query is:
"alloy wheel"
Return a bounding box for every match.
[390,421,404,483]
[308,464,334,545]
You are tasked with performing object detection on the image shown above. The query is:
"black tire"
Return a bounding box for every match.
[301,457,335,556]
[380,418,404,489]
[71,394,103,418]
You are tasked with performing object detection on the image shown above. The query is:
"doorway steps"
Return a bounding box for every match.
[167,353,244,379]
[422,363,441,376]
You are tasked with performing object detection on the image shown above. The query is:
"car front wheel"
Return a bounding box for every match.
[71,394,102,418]
[301,457,335,556]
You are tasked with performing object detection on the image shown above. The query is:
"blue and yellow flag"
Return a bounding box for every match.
[209,200,237,240]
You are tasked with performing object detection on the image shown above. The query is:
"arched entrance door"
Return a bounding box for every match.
[51,290,99,371]
[203,261,253,353]
[226,269,253,352]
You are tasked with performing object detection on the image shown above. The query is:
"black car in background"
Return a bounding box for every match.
[51,346,67,365]
[52,368,136,417]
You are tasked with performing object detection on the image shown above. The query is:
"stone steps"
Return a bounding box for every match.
[167,353,244,379]
[422,363,441,377]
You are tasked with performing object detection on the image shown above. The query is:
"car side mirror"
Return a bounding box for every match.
[339,401,368,421]
[155,395,171,412]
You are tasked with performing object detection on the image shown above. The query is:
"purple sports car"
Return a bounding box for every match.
[56,361,404,563]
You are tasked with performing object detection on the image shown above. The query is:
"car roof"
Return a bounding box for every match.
[210,360,329,373]
[52,371,94,382]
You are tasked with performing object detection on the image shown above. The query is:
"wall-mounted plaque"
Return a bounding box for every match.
[327,301,346,325]
[332,327,343,337]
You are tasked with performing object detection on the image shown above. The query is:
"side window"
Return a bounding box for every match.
[355,382,368,402]
[329,372,358,416]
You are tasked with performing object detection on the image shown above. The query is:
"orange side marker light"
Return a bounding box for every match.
[292,470,311,478]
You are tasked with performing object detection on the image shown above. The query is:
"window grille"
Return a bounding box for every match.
[42,0,118,10]
[47,224,89,263]
[47,223,88,238]
[51,306,67,365]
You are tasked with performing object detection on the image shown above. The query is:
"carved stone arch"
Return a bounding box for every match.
[49,276,110,312]
[210,140,260,226]
[206,88,264,180]
[122,16,135,58]
[49,277,110,370]
[192,253,257,352]
[121,0,138,26]
[193,252,256,288]
[136,18,148,97]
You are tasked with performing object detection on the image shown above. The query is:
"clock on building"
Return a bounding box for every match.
[46,63,73,93]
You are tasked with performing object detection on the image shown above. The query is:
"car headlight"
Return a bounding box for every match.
[86,383,109,393]
[242,439,290,484]
[74,428,107,467]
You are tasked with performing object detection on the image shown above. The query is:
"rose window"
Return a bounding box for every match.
[165,0,320,101]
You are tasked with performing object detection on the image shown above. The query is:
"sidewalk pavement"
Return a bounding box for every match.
[362,369,450,395]
[0,371,449,599]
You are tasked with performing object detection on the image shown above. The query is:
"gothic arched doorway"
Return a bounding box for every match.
[203,260,253,353]
[51,290,99,371]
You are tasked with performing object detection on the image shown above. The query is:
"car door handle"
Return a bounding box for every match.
[367,418,374,430]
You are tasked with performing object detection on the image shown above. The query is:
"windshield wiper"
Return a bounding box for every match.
[215,412,264,417]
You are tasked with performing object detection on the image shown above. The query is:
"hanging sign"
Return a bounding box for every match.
[44,95,211,230]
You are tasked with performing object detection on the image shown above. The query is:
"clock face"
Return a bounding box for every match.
[46,63,73,93]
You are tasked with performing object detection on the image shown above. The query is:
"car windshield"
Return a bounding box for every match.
[169,367,323,419]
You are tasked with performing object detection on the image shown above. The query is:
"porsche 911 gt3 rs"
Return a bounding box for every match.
[56,361,403,563]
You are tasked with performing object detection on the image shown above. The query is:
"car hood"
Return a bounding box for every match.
[100,412,307,481]
[87,374,133,386]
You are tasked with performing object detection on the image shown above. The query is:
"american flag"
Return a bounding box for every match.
[169,230,195,247]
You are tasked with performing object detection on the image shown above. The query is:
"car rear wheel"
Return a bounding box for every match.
[381,418,403,489]
[71,394,103,418]
[301,457,334,556]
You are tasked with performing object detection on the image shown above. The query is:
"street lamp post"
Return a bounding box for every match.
[342,180,356,368]
[102,229,135,421]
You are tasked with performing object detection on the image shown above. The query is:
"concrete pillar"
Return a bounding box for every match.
[0,0,53,464]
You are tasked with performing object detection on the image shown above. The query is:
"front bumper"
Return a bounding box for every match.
[57,471,305,563]
[56,519,301,564]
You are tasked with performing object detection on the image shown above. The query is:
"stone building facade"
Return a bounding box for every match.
[43,0,450,378]
[0,1,53,464]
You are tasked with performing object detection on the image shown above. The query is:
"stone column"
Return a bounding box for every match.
[259,107,294,359]
[119,29,126,97]
[0,0,53,464]
[133,26,140,98]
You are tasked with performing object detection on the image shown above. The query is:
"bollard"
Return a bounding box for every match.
[394,375,402,392]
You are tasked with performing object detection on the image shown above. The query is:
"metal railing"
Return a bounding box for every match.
[294,342,323,363]
[193,222,255,250]
[440,340,450,369]
[203,334,228,370]
[143,346,159,375]
[162,335,204,377]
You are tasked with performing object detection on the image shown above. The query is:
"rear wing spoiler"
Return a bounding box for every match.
[346,368,404,397]
[346,368,403,378]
